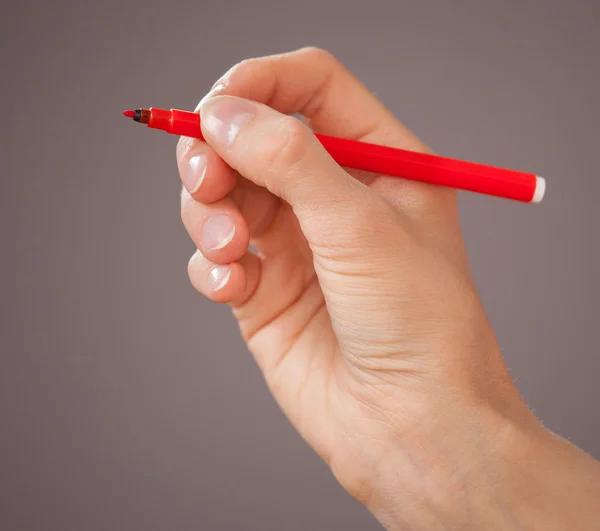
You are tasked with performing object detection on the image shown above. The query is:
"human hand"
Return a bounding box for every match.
[177,48,600,529]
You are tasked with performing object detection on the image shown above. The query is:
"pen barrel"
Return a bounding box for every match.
[148,108,204,140]
[169,109,204,139]
[140,107,542,203]
[316,134,538,202]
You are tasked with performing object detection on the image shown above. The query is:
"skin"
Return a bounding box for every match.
[176,47,600,529]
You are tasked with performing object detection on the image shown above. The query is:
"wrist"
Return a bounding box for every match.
[359,396,600,530]
[359,398,527,530]
[494,415,600,530]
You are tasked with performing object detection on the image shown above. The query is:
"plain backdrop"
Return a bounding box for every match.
[2,1,599,529]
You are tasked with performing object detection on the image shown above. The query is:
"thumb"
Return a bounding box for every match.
[200,95,421,359]
[199,95,402,251]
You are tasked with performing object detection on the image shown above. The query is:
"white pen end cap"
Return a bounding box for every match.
[532,176,546,203]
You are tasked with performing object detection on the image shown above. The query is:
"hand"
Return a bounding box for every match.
[176,48,600,529]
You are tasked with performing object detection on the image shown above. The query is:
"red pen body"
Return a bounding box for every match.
[146,108,204,138]
[136,107,545,204]
[316,134,543,203]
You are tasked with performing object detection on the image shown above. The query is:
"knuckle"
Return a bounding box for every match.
[210,59,251,91]
[227,57,257,79]
[300,46,336,65]
[259,116,311,170]
[236,57,254,69]
[232,55,278,93]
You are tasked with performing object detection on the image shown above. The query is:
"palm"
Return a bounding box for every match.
[233,171,425,464]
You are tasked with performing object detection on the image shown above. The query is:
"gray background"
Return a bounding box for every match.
[2,1,599,529]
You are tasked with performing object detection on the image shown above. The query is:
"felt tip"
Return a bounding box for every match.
[122,110,135,118]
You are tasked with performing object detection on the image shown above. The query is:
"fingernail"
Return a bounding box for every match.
[202,214,235,250]
[195,81,228,111]
[201,96,257,147]
[209,265,231,291]
[184,154,207,194]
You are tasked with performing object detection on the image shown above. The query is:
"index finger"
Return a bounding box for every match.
[197,47,428,151]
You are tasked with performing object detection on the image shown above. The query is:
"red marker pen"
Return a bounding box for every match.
[123,107,546,204]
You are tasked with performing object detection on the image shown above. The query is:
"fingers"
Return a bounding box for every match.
[177,129,289,256]
[187,250,261,305]
[199,95,385,249]
[180,188,249,264]
[196,47,456,224]
[199,95,349,206]
[200,46,426,149]
[187,242,318,355]
[176,136,237,203]
[187,251,243,303]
